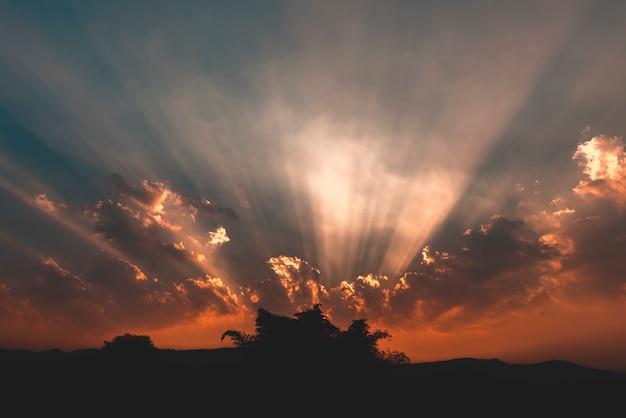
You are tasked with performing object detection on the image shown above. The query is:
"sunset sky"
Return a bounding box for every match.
[2,0,626,372]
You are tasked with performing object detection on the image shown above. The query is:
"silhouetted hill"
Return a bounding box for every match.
[156,346,243,367]
[394,357,625,383]
[2,347,624,415]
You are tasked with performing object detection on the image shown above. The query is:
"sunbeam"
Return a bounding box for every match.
[2,0,626,373]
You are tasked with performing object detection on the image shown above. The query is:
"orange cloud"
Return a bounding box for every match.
[207,226,230,246]
[33,193,57,212]
[573,135,626,209]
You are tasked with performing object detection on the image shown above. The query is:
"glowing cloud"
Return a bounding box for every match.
[573,135,626,209]
[207,226,230,246]
[34,193,57,212]
[2,1,626,372]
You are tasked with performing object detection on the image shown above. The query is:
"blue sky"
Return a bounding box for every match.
[2,0,626,371]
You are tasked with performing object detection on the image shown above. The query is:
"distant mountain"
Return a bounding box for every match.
[2,346,625,382]
[394,357,626,383]
[2,347,624,414]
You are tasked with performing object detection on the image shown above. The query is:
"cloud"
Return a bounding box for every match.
[80,174,240,278]
[0,174,248,333]
[33,193,58,212]
[0,282,37,323]
[2,130,626,370]
[573,135,626,209]
[174,276,243,316]
[87,198,196,273]
[379,215,560,330]
[2,1,626,370]
[243,255,328,316]
[3,257,104,330]
[5,129,626,351]
[555,209,626,300]
[457,216,559,279]
[325,274,391,326]
[0,250,247,339]
[207,226,230,246]
[175,195,239,221]
[234,211,564,333]
[108,174,170,208]
[500,134,626,302]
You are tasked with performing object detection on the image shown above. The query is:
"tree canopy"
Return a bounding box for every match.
[101,333,157,362]
[221,304,409,374]
[102,333,155,351]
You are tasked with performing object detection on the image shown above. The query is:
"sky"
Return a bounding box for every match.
[1,0,626,372]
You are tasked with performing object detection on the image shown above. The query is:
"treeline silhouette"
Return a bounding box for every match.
[220,304,409,374]
[2,305,626,414]
[96,304,407,373]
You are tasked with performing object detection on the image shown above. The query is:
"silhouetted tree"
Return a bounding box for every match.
[221,304,408,374]
[101,333,158,364]
[220,330,256,348]
[293,304,341,342]
[102,333,156,352]
[380,349,410,365]
[335,318,388,364]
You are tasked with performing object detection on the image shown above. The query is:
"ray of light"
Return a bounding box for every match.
[264,2,585,284]
[0,1,586,289]
[0,164,128,263]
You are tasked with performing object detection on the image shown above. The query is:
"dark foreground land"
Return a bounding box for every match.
[2,347,625,415]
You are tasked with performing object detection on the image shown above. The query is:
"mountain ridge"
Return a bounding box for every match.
[2,346,625,413]
[2,345,625,379]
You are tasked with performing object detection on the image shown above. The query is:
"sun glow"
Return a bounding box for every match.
[6,1,626,373]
